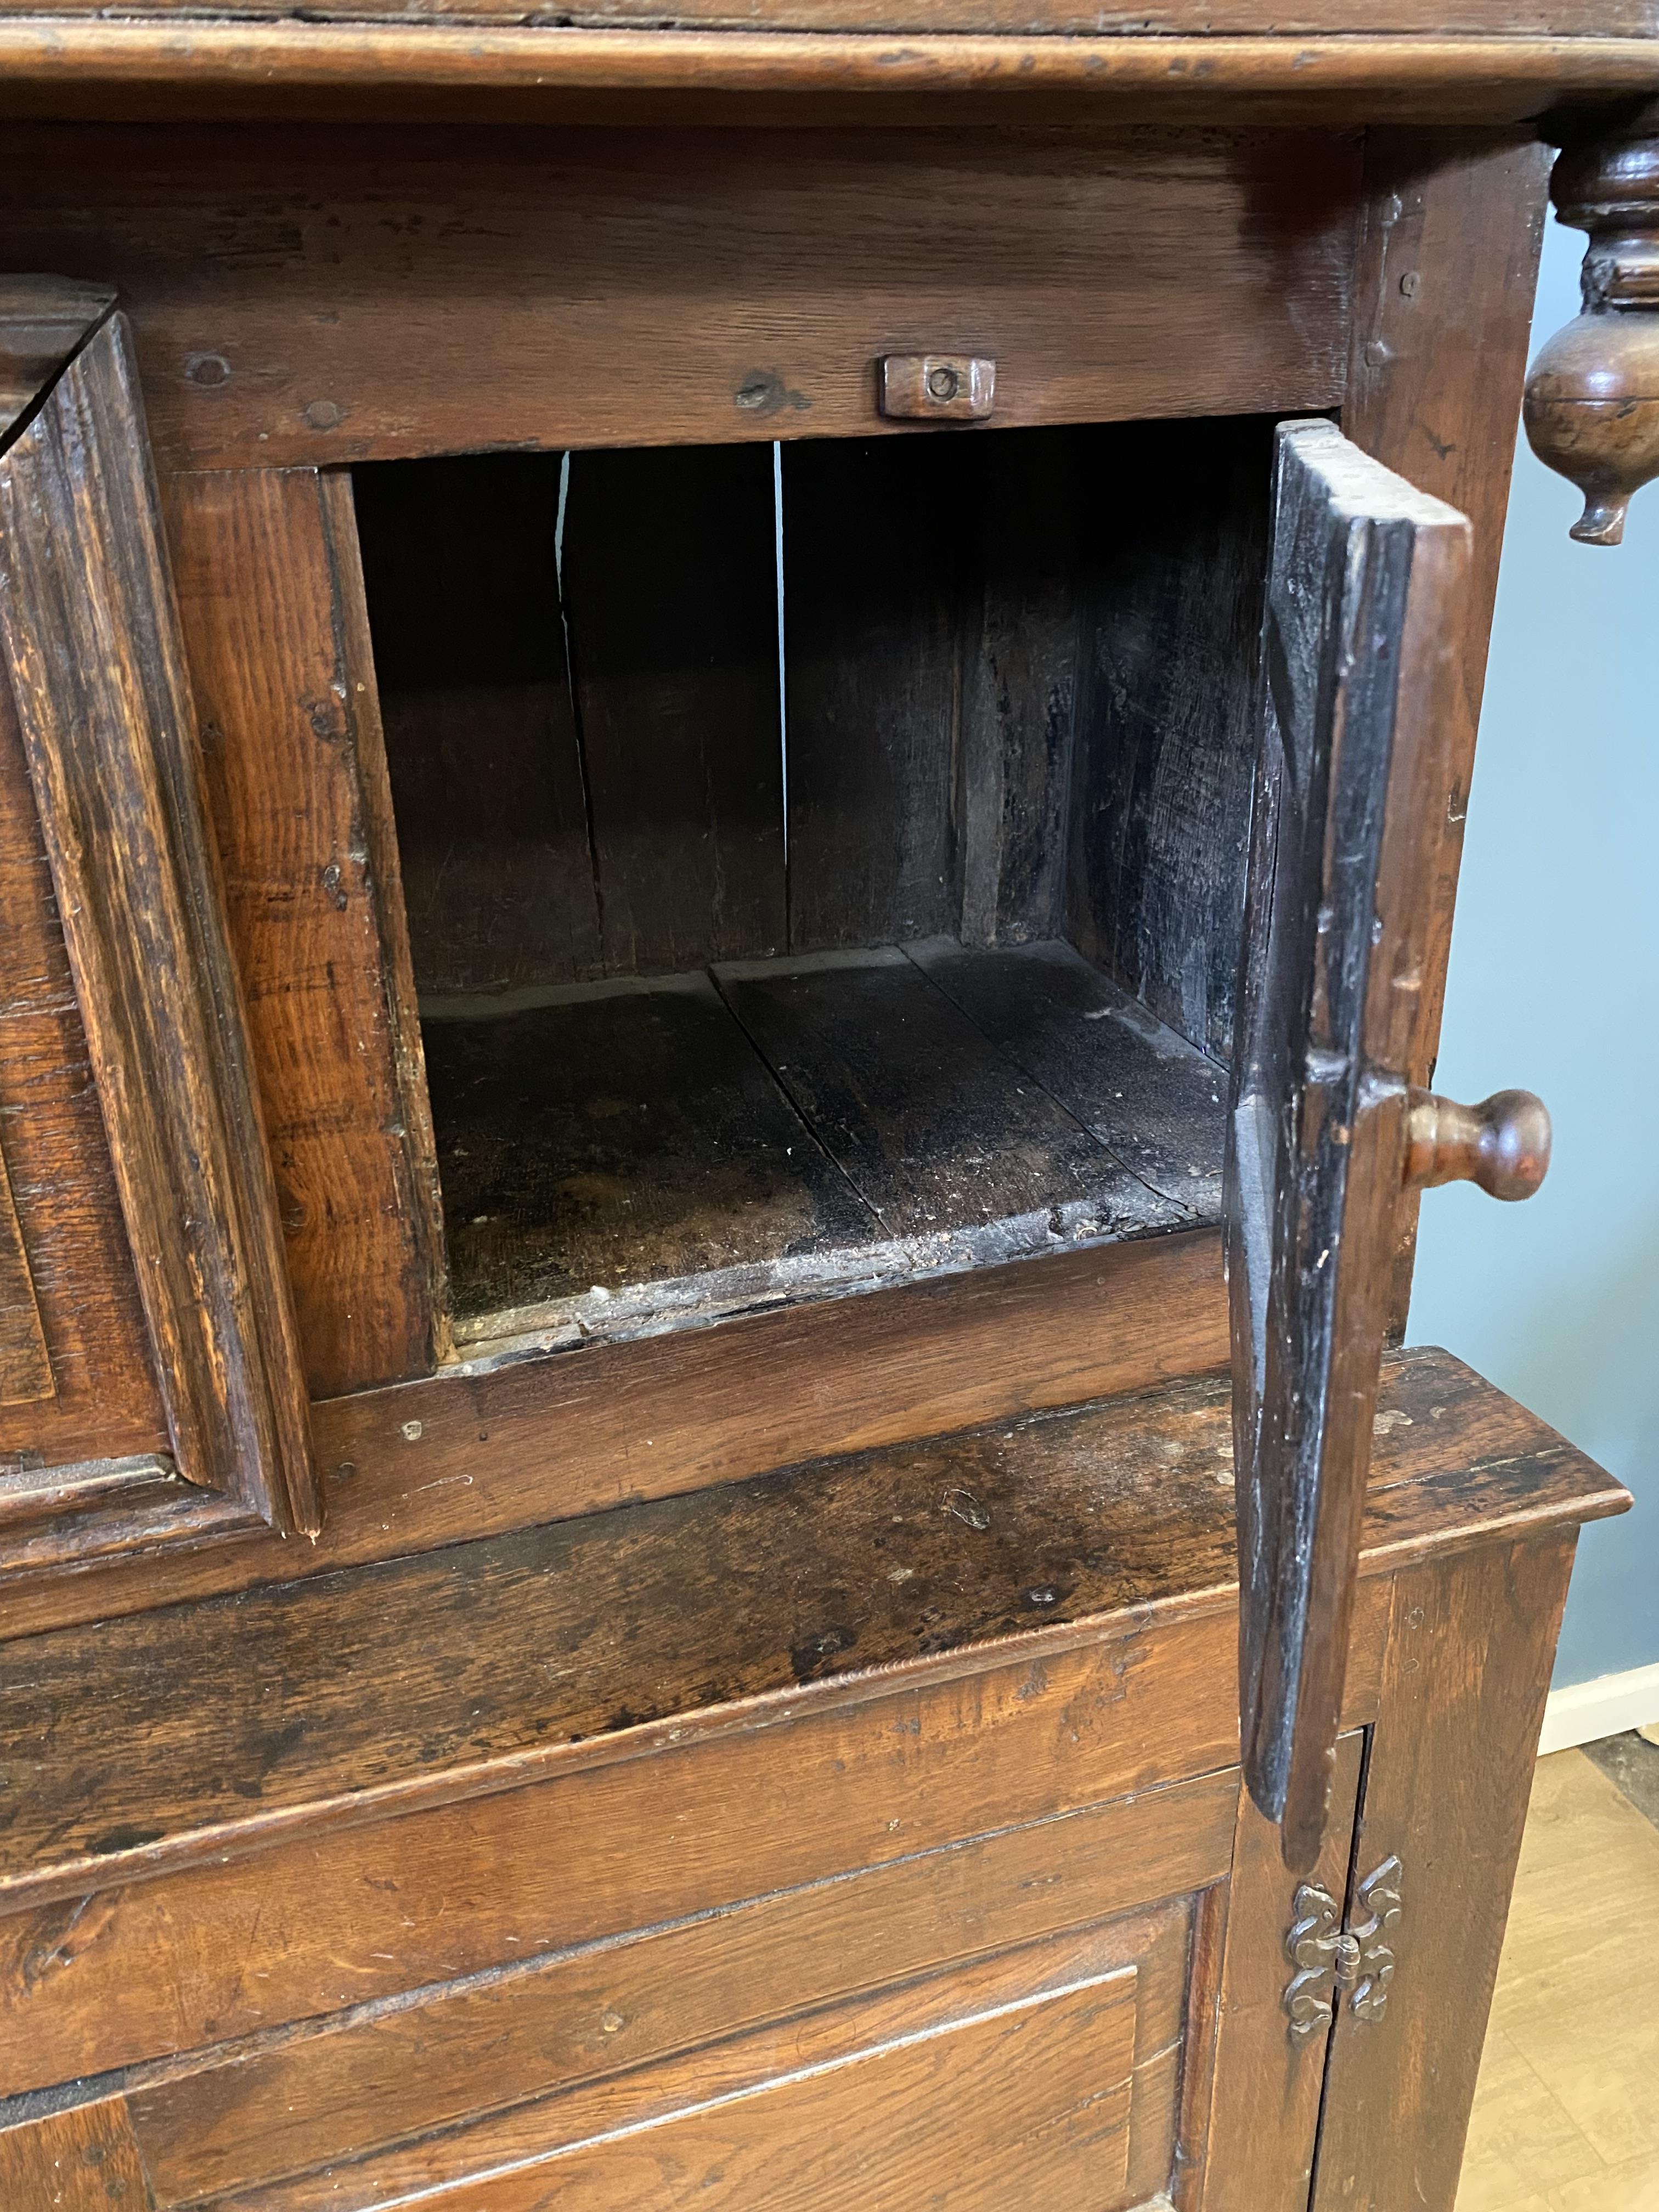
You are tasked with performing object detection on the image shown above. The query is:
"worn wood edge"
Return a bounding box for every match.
[0,1601,1248,1919]
[0,1227,1231,1635]
[0,274,114,451]
[193,1951,1143,2209]
[1273,503,1475,1869]
[0,24,1653,109]
[1339,135,1551,1335]
[316,469,452,1373]
[0,1356,1624,1916]
[0,1452,171,1534]
[0,1451,268,1577]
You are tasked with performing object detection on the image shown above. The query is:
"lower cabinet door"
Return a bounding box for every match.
[4,1763,1266,2212]
[437,1921,1150,2212]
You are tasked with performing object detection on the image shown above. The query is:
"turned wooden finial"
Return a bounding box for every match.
[1525,111,1659,545]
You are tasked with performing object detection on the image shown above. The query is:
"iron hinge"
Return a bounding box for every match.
[1283,1853,1403,2041]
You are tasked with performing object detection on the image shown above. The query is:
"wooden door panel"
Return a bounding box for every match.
[114,1806,1199,2210]
[432,1956,1137,2212]
[1227,419,1470,1867]
[0,288,318,1560]
[0,665,171,1472]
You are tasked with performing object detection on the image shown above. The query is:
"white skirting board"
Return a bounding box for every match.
[1539,1660,1659,1756]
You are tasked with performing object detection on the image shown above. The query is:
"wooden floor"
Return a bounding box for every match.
[1458,1742,1659,2212]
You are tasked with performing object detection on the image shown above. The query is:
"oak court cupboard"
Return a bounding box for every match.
[0,10,1653,2206]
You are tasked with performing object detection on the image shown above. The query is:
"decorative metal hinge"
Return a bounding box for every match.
[1283,1854,1403,2041]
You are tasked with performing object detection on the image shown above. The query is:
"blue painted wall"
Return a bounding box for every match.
[1407,218,1659,1688]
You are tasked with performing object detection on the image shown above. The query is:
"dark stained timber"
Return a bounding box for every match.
[424,971,873,1335]
[715,946,1176,1244]
[0,310,318,1534]
[781,436,968,954]
[562,442,787,977]
[0,1344,1621,1912]
[351,453,603,997]
[0,274,112,443]
[910,936,1226,1217]
[423,943,1214,1353]
[1226,417,1470,1868]
[1066,415,1272,1064]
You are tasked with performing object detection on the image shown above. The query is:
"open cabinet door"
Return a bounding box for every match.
[0,284,317,1565]
[1228,419,1470,1871]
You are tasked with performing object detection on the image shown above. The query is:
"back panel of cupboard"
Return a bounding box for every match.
[354,419,1268,1051]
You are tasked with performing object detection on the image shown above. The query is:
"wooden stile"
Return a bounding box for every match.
[0,310,318,1534]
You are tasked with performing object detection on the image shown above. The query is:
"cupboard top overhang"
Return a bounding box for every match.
[0,19,1656,133]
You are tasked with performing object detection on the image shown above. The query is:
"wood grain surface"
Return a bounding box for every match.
[1227,421,1470,1866]
[955,426,1079,949]
[166,465,447,1398]
[424,972,873,1328]
[0,671,171,1472]
[1066,413,1271,1064]
[0,1348,1616,2104]
[403,944,1211,1350]
[0,2096,151,2212]
[334,1956,1133,2212]
[1193,1732,1365,2212]
[0,125,1361,471]
[0,1123,52,1407]
[782,435,969,951]
[0,1226,1231,1640]
[1340,133,1552,1335]
[0,1605,1249,2087]
[1312,1536,1582,2212]
[908,938,1226,1217]
[0,274,111,443]
[714,946,1182,1243]
[351,453,603,997]
[0,314,317,1531]
[0,27,1654,132]
[0,1345,1622,1910]
[123,1816,1209,2209]
[6,0,1645,30]
[563,442,786,975]
[193,1934,1137,2211]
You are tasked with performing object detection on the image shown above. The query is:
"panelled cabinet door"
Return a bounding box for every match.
[0,280,318,1571]
[1227,419,1470,1871]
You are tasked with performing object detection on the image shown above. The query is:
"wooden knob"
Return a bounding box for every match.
[1403,1089,1551,1201]
[1524,119,1659,545]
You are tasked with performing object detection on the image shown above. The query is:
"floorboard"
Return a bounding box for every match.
[909,936,1226,1216]
[1457,1746,1659,2212]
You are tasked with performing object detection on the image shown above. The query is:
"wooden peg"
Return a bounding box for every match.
[1403,1089,1551,1202]
[1524,113,1659,545]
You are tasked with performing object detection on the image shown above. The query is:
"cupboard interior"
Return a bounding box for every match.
[351,416,1272,1359]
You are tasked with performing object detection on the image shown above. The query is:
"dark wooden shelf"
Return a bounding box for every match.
[422,936,1226,1356]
